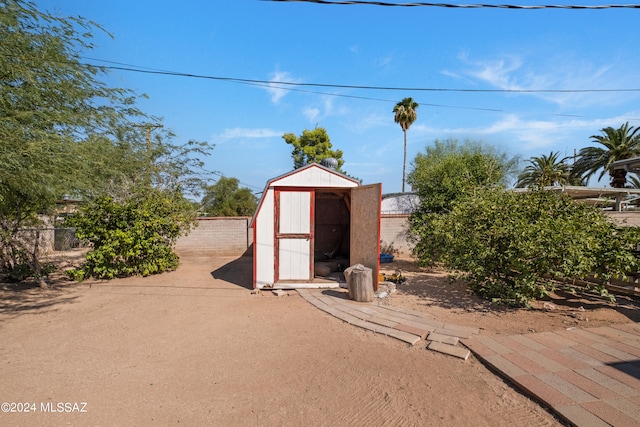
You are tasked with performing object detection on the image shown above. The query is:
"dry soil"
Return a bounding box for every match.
[1,253,638,426]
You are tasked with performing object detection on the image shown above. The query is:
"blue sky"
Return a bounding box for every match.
[36,0,640,194]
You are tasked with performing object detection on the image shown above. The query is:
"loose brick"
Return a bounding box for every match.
[395,324,429,340]
[376,326,421,346]
[427,332,459,346]
[427,341,470,360]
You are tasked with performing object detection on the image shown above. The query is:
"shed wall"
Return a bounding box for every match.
[255,189,275,288]
[273,167,358,188]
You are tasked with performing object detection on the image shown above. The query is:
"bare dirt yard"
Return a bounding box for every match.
[1,252,639,426]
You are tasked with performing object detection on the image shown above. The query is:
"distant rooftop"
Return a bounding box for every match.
[381,192,419,215]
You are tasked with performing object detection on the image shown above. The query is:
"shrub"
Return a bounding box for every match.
[411,188,640,306]
[65,191,196,280]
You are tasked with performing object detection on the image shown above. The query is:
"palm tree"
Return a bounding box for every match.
[573,122,640,188]
[628,174,640,189]
[515,151,572,188]
[393,97,419,192]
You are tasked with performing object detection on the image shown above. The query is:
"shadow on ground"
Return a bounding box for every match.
[384,258,640,322]
[0,281,79,317]
[210,256,253,290]
[384,259,491,312]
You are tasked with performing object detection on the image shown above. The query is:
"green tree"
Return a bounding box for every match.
[65,190,196,280]
[414,188,640,306]
[407,139,518,267]
[201,177,258,217]
[573,122,640,188]
[0,0,145,285]
[0,1,213,286]
[393,97,419,192]
[283,127,345,172]
[408,139,518,214]
[515,151,572,188]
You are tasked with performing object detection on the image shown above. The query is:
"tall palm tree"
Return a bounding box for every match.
[573,122,640,188]
[515,151,572,188]
[393,97,419,192]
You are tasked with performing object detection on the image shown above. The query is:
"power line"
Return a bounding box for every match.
[82,58,640,95]
[79,56,640,119]
[266,0,640,9]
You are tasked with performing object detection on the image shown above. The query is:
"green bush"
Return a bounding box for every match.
[65,191,196,280]
[1,248,56,282]
[411,188,640,306]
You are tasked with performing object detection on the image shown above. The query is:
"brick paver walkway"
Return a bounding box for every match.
[298,288,640,426]
[297,288,478,359]
[462,325,640,426]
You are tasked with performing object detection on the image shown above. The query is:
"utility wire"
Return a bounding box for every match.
[82,56,640,118]
[83,59,640,95]
[266,0,640,9]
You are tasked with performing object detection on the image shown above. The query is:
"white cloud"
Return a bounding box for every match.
[302,96,349,125]
[216,127,282,140]
[266,70,302,104]
[374,55,392,69]
[433,113,640,154]
[449,51,640,110]
[303,107,320,123]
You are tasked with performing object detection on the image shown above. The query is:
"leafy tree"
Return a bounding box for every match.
[573,122,640,188]
[65,190,196,280]
[393,97,419,192]
[515,151,573,188]
[201,177,258,217]
[414,188,640,306]
[283,127,345,172]
[0,0,147,286]
[408,139,518,214]
[0,1,212,286]
[407,139,518,269]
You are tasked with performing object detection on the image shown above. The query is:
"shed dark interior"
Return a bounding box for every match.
[314,190,350,275]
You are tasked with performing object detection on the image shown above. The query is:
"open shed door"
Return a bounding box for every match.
[350,183,381,290]
[275,190,313,282]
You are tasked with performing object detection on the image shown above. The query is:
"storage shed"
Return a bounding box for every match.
[250,162,381,290]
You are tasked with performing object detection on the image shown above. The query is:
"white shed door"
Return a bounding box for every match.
[275,190,313,281]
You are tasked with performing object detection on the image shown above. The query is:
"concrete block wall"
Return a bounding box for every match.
[175,215,416,258]
[380,214,414,257]
[175,217,252,256]
[604,211,640,227]
[53,211,640,259]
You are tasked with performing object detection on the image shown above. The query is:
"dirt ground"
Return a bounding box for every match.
[1,253,638,426]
